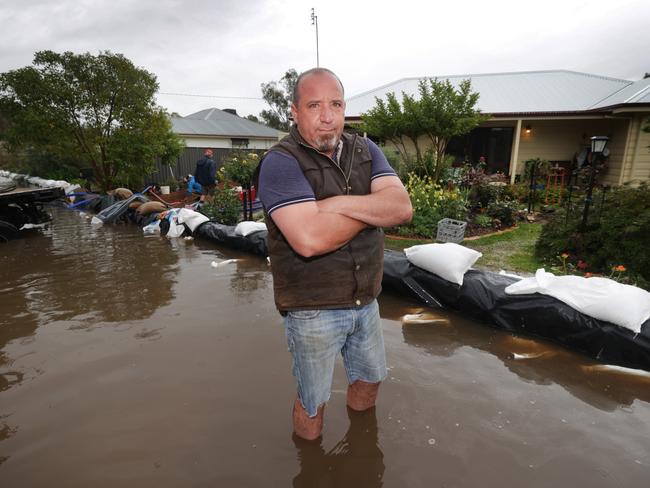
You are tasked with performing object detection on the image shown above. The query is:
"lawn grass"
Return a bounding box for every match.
[385,222,544,274]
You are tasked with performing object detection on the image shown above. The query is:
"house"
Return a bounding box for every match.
[152,108,282,183]
[345,70,650,186]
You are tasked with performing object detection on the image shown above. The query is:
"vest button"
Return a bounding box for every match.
[355,265,360,271]
[355,299,361,306]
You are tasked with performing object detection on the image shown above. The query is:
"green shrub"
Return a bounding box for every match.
[473,213,493,228]
[506,182,529,203]
[487,200,518,227]
[396,173,468,237]
[472,180,509,209]
[379,145,408,179]
[535,184,650,288]
[200,186,242,225]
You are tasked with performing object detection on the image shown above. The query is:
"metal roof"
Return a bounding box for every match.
[171,108,280,138]
[345,70,637,118]
[589,77,650,109]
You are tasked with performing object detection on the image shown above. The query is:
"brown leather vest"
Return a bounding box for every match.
[259,126,384,311]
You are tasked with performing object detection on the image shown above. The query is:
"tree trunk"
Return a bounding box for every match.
[433,138,448,183]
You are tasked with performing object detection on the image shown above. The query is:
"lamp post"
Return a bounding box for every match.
[311,8,319,67]
[580,136,608,230]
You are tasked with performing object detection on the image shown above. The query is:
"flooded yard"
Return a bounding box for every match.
[1,206,649,487]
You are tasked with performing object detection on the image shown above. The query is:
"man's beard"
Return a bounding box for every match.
[315,133,339,153]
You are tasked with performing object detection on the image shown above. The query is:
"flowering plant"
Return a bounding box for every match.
[221,152,260,188]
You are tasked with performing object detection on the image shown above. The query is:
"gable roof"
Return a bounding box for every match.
[345,70,640,118]
[172,108,280,138]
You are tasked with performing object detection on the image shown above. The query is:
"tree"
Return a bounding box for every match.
[362,78,488,181]
[245,114,260,123]
[259,69,297,131]
[0,50,184,191]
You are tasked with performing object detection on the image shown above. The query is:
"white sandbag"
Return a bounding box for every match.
[234,221,267,236]
[175,208,209,232]
[505,269,650,333]
[404,243,482,286]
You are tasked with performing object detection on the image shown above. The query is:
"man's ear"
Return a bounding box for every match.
[290,103,298,125]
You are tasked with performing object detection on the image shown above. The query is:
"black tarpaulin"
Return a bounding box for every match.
[382,250,650,372]
[194,221,269,257]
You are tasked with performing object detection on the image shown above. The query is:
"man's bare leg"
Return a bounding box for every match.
[347,380,380,411]
[293,397,324,440]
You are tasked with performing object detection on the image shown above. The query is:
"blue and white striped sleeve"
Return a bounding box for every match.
[367,138,398,181]
[258,151,316,215]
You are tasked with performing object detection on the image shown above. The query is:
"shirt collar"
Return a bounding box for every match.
[332,140,343,163]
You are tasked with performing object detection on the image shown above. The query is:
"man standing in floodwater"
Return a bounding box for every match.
[256,67,412,440]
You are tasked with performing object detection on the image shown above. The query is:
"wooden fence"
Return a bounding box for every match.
[147,147,266,185]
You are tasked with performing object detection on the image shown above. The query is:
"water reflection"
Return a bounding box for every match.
[0,208,179,330]
[292,407,384,487]
[379,294,650,411]
[229,258,271,299]
[0,413,16,465]
[190,236,271,300]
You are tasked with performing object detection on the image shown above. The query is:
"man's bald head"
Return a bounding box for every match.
[292,68,345,106]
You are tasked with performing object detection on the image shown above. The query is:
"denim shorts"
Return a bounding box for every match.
[283,299,387,418]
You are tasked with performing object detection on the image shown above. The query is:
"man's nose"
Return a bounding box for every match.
[319,105,333,123]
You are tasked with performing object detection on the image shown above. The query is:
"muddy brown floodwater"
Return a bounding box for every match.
[1,206,649,487]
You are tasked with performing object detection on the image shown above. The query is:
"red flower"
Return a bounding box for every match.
[584,272,593,278]
[577,260,588,270]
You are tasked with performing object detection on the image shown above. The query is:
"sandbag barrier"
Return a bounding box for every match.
[382,250,650,372]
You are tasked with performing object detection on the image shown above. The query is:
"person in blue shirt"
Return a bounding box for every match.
[184,174,203,196]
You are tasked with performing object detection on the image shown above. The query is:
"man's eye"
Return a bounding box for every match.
[308,103,318,109]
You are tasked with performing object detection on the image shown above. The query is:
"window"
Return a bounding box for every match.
[231,138,249,149]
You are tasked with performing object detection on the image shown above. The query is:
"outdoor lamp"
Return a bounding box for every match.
[525,125,532,135]
[590,136,608,154]
[581,135,609,230]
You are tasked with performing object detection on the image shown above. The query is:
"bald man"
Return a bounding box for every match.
[256,68,412,440]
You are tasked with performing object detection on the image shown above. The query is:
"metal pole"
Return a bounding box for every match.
[311,8,319,67]
[527,162,536,213]
[580,153,598,230]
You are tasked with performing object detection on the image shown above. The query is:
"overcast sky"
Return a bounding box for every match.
[1,0,649,119]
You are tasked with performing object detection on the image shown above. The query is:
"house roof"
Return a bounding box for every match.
[588,77,650,109]
[172,108,280,138]
[345,70,642,118]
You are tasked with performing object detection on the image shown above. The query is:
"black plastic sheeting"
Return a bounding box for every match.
[128,208,160,228]
[94,195,149,223]
[382,250,650,372]
[194,221,269,257]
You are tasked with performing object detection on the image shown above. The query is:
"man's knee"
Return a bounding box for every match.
[347,380,380,411]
